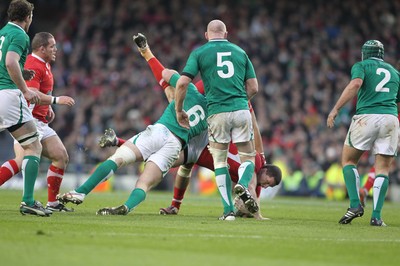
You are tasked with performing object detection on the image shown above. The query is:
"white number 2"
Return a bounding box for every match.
[0,36,5,62]
[375,68,391,93]
[217,52,234,78]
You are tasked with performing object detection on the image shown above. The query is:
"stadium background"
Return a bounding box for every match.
[0,0,400,200]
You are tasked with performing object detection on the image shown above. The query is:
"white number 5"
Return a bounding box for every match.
[375,68,391,93]
[217,52,234,78]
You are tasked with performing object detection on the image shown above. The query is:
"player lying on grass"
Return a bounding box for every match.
[97,34,282,219]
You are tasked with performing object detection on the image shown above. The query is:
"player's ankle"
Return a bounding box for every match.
[142,49,154,61]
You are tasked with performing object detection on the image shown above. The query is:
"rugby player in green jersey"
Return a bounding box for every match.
[0,0,52,216]
[327,40,400,226]
[175,20,259,220]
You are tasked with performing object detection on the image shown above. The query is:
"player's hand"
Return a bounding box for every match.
[253,212,270,220]
[327,109,338,128]
[176,110,190,129]
[58,96,75,106]
[22,69,35,81]
[24,88,40,105]
[47,107,55,123]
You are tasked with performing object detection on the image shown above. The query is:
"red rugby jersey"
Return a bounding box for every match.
[25,53,54,123]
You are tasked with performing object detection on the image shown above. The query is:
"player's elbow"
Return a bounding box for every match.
[351,78,363,89]
[5,58,18,72]
[5,52,20,71]
[162,69,177,83]
[246,78,258,99]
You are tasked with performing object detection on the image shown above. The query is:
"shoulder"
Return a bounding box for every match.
[191,43,209,55]
[351,61,364,71]
[25,56,47,79]
[25,55,44,69]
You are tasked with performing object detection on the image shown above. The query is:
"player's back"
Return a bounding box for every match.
[156,74,208,145]
[353,58,400,116]
[0,23,30,90]
[187,40,252,115]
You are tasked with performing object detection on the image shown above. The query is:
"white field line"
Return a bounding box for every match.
[103,232,400,243]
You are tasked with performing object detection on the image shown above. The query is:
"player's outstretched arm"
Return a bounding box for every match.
[31,89,75,106]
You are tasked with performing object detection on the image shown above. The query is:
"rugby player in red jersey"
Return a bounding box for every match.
[0,32,75,212]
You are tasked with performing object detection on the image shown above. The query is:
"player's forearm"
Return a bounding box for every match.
[175,78,188,112]
[333,79,362,112]
[6,60,28,93]
[246,78,258,100]
[33,90,53,105]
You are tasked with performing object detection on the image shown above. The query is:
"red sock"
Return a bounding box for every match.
[47,164,64,203]
[171,187,187,209]
[363,167,375,192]
[0,159,20,186]
[147,57,169,89]
[116,137,126,147]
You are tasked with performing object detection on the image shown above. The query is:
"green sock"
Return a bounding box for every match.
[76,160,117,195]
[372,175,389,220]
[342,165,360,208]
[238,160,255,188]
[21,156,40,206]
[124,188,146,210]
[215,167,234,213]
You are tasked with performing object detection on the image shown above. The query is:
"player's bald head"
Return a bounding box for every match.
[207,20,226,33]
[205,20,227,40]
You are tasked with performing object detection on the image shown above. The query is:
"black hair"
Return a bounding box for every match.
[7,0,34,22]
[261,164,282,185]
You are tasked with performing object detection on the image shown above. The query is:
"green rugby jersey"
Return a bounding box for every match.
[182,39,256,116]
[0,22,30,90]
[351,58,400,116]
[156,73,208,145]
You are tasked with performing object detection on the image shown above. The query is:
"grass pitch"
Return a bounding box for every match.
[0,189,399,266]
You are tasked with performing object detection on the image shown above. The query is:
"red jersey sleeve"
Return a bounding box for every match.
[194,80,205,95]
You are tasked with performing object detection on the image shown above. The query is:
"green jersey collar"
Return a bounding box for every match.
[7,22,25,33]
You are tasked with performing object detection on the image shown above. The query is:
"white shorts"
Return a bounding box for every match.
[345,114,399,155]
[12,119,57,144]
[185,130,208,164]
[129,124,182,175]
[0,89,33,132]
[207,110,254,144]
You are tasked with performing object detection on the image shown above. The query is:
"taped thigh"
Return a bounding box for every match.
[15,131,39,146]
[208,146,228,168]
[108,145,137,167]
[238,151,256,157]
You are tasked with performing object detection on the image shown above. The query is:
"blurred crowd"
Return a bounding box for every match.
[1,0,400,197]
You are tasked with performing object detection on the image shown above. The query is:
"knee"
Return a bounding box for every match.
[209,147,228,168]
